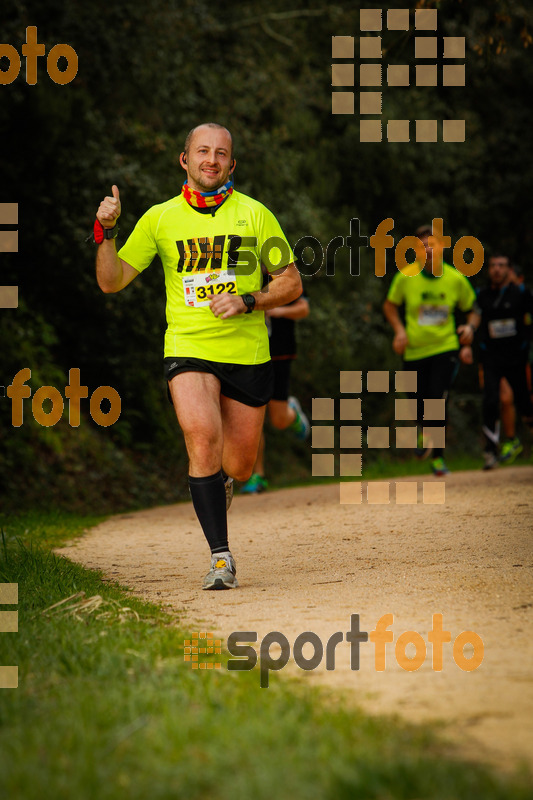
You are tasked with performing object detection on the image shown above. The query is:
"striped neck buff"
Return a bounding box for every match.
[182,178,234,209]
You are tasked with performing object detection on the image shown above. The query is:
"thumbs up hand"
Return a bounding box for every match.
[97,185,121,229]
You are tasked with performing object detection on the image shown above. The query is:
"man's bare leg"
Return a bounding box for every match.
[220,394,266,481]
[169,372,224,475]
[500,377,516,440]
[169,371,265,588]
[169,372,234,588]
[268,399,296,429]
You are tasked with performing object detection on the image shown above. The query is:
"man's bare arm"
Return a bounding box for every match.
[96,241,140,294]
[95,185,139,294]
[457,310,481,345]
[383,298,408,355]
[209,262,303,320]
[266,296,309,320]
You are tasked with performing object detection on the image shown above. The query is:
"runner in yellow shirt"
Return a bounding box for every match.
[383,224,477,475]
[95,122,302,589]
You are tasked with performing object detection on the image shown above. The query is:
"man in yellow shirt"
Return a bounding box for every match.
[383,225,476,475]
[95,123,302,589]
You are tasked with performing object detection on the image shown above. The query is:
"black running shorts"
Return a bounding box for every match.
[164,356,273,408]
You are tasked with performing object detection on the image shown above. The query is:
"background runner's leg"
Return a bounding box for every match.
[268,399,296,428]
[240,433,268,494]
[504,361,533,422]
[406,356,430,455]
[426,351,459,459]
[482,358,504,453]
[499,377,516,440]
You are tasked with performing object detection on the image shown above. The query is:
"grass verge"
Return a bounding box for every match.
[266,451,532,493]
[0,512,531,799]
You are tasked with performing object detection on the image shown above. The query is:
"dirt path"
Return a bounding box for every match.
[56,466,533,770]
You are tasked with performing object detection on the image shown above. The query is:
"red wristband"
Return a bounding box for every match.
[93,219,104,244]
[93,219,118,244]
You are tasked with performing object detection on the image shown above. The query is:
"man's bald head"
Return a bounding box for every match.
[184,123,234,159]
[180,123,236,193]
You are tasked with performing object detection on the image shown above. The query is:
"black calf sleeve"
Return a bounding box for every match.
[188,471,228,553]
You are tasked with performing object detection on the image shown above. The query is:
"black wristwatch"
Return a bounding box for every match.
[241,293,256,314]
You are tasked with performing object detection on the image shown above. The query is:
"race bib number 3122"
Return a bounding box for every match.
[183,270,237,307]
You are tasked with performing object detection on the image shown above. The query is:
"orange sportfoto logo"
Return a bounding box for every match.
[0,27,78,86]
[6,368,121,428]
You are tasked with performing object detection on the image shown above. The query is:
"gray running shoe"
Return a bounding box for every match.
[202,551,238,590]
[224,476,234,511]
[482,450,498,471]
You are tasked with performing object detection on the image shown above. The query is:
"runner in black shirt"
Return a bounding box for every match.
[466,254,533,469]
[241,294,310,493]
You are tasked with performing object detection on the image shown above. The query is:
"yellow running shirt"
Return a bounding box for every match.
[118,190,294,364]
[387,262,476,361]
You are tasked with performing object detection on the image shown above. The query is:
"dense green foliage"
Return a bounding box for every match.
[0,513,531,798]
[1,0,532,510]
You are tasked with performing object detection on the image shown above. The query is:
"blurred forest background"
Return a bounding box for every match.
[1,0,532,512]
